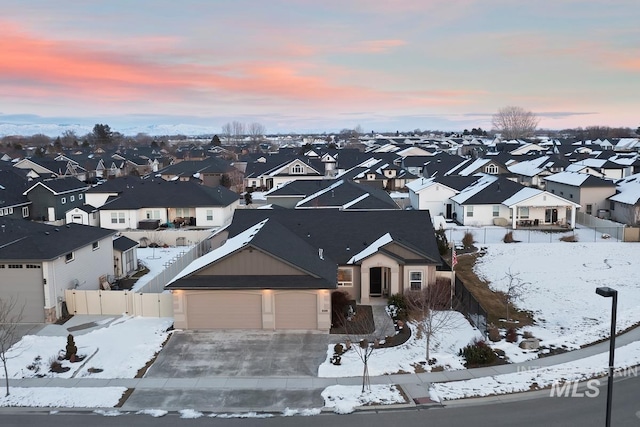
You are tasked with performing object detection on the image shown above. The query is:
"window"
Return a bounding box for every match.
[337,268,353,287]
[22,207,29,217]
[569,193,573,199]
[79,194,83,200]
[485,164,498,174]
[586,204,593,215]
[65,252,74,263]
[466,206,474,217]
[291,164,304,174]
[111,212,125,224]
[610,201,615,211]
[206,210,213,221]
[493,205,500,217]
[146,210,160,219]
[410,271,423,290]
[92,241,99,250]
[176,208,189,217]
[8,207,12,214]
[8,264,23,269]
[61,197,66,204]
[26,264,41,269]
[518,207,529,219]
[70,195,75,202]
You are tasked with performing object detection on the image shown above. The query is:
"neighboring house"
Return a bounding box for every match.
[264,179,400,210]
[98,180,239,230]
[339,158,417,191]
[406,175,479,218]
[448,157,509,176]
[23,177,88,222]
[0,218,116,323]
[565,159,626,180]
[0,167,32,219]
[244,156,325,190]
[12,157,80,179]
[166,209,442,331]
[450,175,579,229]
[155,157,244,192]
[84,176,140,208]
[113,235,139,278]
[544,171,617,217]
[507,155,566,189]
[65,204,100,226]
[608,174,640,225]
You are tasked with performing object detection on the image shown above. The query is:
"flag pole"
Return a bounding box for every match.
[450,241,456,309]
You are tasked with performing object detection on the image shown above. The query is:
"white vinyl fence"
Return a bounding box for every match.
[65,289,173,317]
[135,239,209,293]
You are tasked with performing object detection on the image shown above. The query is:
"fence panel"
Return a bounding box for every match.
[64,290,172,317]
[453,276,488,335]
[99,291,129,315]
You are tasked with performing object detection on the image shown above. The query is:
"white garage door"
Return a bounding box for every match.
[274,292,317,330]
[186,291,262,329]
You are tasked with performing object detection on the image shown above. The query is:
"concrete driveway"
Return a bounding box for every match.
[145,330,332,378]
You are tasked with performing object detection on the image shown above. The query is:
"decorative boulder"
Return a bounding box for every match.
[519,338,540,350]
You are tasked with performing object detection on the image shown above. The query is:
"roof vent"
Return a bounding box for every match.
[54,228,59,232]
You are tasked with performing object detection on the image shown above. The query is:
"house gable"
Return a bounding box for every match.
[196,246,309,276]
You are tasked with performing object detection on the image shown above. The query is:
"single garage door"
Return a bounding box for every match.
[2,264,45,323]
[186,291,262,329]
[274,292,317,330]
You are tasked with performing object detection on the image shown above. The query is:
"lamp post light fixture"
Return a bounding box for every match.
[595,286,617,427]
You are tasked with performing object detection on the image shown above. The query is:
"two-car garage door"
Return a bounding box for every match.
[184,290,319,330]
[186,291,262,329]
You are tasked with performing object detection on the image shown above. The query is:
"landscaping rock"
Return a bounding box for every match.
[519,338,540,350]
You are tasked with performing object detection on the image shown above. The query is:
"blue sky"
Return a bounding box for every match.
[0,0,638,135]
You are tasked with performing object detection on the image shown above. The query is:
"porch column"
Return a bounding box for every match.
[391,266,400,295]
[511,207,517,229]
[360,268,370,304]
[570,206,576,229]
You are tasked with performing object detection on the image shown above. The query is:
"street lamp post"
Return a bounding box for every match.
[595,286,617,427]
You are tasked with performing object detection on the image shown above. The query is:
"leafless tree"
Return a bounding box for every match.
[248,122,266,142]
[502,268,529,322]
[0,297,25,396]
[491,106,539,140]
[405,278,461,361]
[335,304,394,393]
[231,121,245,144]
[221,122,232,144]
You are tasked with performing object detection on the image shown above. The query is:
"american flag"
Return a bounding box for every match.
[451,243,458,268]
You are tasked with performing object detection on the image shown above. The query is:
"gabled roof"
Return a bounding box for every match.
[224,209,442,266]
[99,180,238,210]
[294,179,399,210]
[0,219,115,260]
[544,171,616,187]
[0,168,31,208]
[23,176,87,195]
[451,175,523,205]
[166,218,337,290]
[611,174,640,205]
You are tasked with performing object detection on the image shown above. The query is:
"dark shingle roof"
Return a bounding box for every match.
[99,180,238,209]
[24,177,87,195]
[0,219,115,260]
[113,235,139,252]
[226,209,442,265]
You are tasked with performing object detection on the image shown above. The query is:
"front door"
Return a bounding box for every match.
[545,208,558,223]
[445,204,453,219]
[370,267,382,296]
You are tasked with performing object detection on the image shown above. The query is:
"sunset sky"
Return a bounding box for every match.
[1,0,638,135]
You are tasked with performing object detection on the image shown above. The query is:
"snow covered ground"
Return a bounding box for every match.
[132,246,194,291]
[322,385,406,414]
[1,315,173,380]
[319,311,483,377]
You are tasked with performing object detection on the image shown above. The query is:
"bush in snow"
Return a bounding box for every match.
[459,340,496,367]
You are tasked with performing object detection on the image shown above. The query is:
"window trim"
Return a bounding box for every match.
[22,206,29,217]
[92,241,99,251]
[337,267,353,287]
[61,197,66,204]
[65,252,74,263]
[409,271,423,291]
[466,206,474,217]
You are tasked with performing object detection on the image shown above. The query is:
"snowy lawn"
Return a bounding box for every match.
[430,340,640,401]
[133,246,194,291]
[1,315,173,379]
[474,242,640,359]
[322,384,406,414]
[0,387,126,408]
[318,311,483,377]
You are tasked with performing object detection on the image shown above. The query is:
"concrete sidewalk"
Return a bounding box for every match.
[4,316,640,413]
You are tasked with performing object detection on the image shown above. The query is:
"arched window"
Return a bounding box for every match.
[291,164,304,174]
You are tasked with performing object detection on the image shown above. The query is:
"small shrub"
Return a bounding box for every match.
[505,327,518,343]
[331,291,352,327]
[487,325,501,342]
[65,334,77,361]
[387,293,407,319]
[459,340,497,367]
[559,234,578,242]
[49,357,70,373]
[503,231,515,243]
[462,232,475,249]
[523,330,534,339]
[333,343,344,355]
